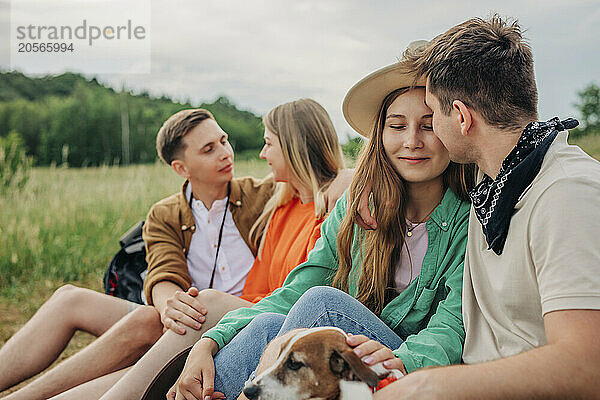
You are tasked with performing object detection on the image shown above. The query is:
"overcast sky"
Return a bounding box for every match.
[1,0,599,141]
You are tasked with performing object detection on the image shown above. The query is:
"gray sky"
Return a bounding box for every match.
[1,0,599,141]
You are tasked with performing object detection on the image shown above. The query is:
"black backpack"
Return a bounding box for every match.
[103,221,148,304]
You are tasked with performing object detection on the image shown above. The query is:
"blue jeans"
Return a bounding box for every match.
[212,286,404,398]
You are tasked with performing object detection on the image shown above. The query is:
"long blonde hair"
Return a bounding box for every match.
[334,88,474,315]
[249,99,345,256]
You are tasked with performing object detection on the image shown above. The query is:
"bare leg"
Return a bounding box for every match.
[2,299,163,400]
[0,285,130,392]
[99,289,253,400]
[48,367,131,400]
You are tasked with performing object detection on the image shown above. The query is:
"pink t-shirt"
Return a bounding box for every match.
[395,221,428,292]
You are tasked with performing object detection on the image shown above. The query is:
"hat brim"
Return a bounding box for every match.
[343,63,425,137]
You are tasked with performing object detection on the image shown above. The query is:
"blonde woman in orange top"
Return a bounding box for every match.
[239,98,344,304]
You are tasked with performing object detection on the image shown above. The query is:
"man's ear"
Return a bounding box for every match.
[453,100,472,137]
[171,159,189,179]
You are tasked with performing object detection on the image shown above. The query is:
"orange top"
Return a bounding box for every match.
[240,197,323,303]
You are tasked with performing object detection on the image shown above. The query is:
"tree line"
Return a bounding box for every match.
[0,72,264,167]
[572,83,600,137]
[1,71,597,168]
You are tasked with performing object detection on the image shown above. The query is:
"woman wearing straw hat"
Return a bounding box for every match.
[169,41,475,400]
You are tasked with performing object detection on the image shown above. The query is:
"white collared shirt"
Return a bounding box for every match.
[185,185,255,296]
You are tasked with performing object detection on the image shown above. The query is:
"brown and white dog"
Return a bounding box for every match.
[242,327,403,400]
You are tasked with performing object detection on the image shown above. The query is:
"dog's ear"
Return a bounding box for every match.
[329,350,380,388]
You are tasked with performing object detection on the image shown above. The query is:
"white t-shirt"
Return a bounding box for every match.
[462,131,600,364]
[185,185,255,296]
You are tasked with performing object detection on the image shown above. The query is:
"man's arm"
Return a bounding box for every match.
[151,281,207,335]
[143,201,208,334]
[142,202,193,304]
[324,168,354,212]
[375,309,600,399]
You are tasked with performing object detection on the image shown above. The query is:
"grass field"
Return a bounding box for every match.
[0,135,598,395]
[571,134,600,161]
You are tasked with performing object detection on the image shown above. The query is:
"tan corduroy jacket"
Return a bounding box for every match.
[142,176,275,305]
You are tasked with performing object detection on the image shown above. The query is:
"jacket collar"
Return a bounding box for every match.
[178,181,195,232]
[180,179,244,211]
[229,178,243,208]
[427,187,463,232]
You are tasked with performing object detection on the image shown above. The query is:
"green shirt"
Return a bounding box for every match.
[203,188,470,372]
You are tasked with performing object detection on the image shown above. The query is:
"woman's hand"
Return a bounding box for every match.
[167,338,224,400]
[161,287,208,335]
[347,334,406,374]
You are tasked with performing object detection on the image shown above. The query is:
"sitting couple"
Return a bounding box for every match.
[2,14,600,400]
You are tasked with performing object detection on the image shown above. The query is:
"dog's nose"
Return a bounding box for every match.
[243,383,261,400]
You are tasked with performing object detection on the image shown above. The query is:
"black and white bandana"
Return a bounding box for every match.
[469,117,579,255]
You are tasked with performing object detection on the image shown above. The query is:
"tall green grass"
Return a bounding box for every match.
[0,159,271,302]
[571,134,600,160]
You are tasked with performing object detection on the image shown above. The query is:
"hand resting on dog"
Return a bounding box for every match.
[240,327,404,400]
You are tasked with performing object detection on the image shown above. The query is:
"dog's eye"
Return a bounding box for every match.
[285,355,304,371]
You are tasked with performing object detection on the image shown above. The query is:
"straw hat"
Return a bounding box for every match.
[342,40,429,137]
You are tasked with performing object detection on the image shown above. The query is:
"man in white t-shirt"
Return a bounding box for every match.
[369,16,600,399]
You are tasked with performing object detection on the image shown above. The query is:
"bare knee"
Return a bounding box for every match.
[125,305,163,346]
[48,284,88,311]
[51,283,79,299]
[196,288,224,306]
[129,305,161,331]
[40,284,97,331]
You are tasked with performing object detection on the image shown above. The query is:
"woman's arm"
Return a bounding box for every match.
[202,195,349,349]
[167,338,224,400]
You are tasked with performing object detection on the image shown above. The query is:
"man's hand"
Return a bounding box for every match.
[155,284,208,335]
[347,334,406,374]
[168,338,224,400]
[373,369,444,400]
[324,168,354,212]
[353,180,377,230]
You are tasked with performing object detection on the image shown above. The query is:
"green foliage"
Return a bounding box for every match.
[572,83,600,138]
[342,137,365,160]
[0,131,33,194]
[204,96,265,152]
[0,72,264,167]
[0,71,100,102]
